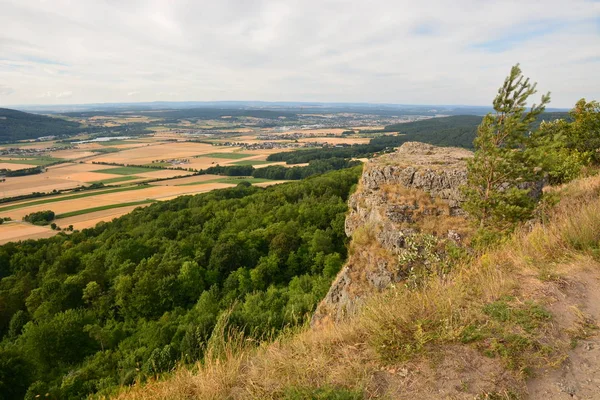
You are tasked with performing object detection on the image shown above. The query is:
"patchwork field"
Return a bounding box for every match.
[0,118,363,243]
[1,184,239,221]
[91,142,228,164]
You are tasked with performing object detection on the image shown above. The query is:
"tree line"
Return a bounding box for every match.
[202,158,360,180]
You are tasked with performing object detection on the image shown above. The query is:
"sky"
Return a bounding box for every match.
[0,0,599,108]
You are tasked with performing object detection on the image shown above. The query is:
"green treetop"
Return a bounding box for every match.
[463,64,551,234]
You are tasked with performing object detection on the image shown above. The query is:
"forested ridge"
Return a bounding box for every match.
[267,112,568,164]
[0,108,83,142]
[0,167,361,399]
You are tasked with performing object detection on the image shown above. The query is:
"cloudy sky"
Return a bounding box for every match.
[0,0,599,108]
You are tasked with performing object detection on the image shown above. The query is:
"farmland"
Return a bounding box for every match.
[0,134,293,243]
[0,105,427,243]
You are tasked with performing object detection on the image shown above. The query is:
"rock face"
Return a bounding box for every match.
[311,142,473,326]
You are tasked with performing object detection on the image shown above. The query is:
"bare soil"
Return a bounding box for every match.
[527,266,600,399]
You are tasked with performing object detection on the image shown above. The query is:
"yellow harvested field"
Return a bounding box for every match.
[184,158,239,170]
[0,176,79,198]
[0,162,37,170]
[351,125,385,130]
[254,181,287,188]
[48,163,107,172]
[49,149,97,159]
[0,223,55,245]
[92,142,239,164]
[3,184,237,220]
[150,174,223,186]
[156,183,234,201]
[298,137,370,145]
[44,163,126,183]
[61,171,120,182]
[112,143,156,149]
[56,205,148,230]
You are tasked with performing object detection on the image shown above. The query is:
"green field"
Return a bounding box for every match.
[0,156,64,166]
[177,177,276,186]
[143,162,172,167]
[92,166,163,175]
[56,200,156,219]
[89,176,141,185]
[230,160,271,166]
[92,147,121,154]
[195,152,253,159]
[0,142,45,148]
[0,185,150,212]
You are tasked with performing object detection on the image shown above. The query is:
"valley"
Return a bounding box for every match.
[0,107,426,243]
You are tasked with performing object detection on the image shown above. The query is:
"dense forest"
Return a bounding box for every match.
[0,108,83,142]
[202,158,360,180]
[267,113,569,164]
[0,167,361,399]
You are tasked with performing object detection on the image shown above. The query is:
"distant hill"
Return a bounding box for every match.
[378,115,484,148]
[377,112,571,149]
[267,112,571,163]
[0,108,82,142]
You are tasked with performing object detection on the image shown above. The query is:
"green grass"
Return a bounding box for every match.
[0,142,42,148]
[0,157,64,166]
[482,298,552,333]
[92,147,121,153]
[56,200,156,219]
[92,166,164,175]
[195,152,254,159]
[283,386,363,400]
[230,160,271,166]
[177,177,276,186]
[0,185,151,213]
[89,176,141,185]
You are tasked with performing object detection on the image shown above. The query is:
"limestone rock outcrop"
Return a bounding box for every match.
[312,142,473,326]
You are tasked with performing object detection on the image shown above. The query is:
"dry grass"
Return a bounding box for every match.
[110,175,600,400]
[379,184,472,239]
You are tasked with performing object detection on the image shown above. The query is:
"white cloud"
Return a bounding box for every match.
[0,0,599,107]
[0,85,14,95]
[36,90,72,98]
[55,91,72,98]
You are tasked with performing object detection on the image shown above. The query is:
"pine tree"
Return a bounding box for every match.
[463,64,550,234]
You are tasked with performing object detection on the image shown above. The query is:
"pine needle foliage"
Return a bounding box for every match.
[463,64,551,234]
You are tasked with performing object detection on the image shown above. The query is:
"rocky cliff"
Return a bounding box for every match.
[312,142,474,326]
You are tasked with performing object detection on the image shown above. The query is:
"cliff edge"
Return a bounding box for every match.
[312,142,473,326]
